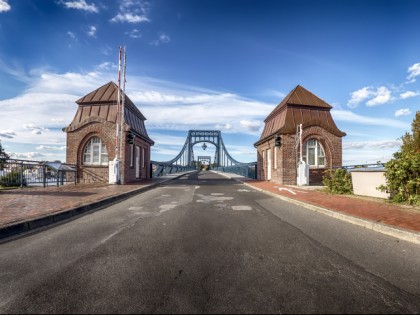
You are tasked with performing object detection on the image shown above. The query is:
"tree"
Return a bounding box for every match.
[379,111,420,205]
[400,111,420,153]
[0,140,9,170]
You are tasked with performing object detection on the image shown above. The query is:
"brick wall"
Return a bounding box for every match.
[256,126,343,185]
[66,120,116,184]
[66,119,152,184]
[121,134,152,183]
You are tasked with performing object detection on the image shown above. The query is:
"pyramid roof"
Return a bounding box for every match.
[255,85,345,146]
[65,81,153,145]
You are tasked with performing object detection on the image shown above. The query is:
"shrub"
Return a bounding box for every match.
[378,111,420,205]
[323,168,353,195]
[379,150,420,205]
[0,170,27,187]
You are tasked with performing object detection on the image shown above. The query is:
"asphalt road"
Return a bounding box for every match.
[0,171,419,314]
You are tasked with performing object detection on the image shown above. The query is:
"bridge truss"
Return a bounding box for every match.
[151,130,257,178]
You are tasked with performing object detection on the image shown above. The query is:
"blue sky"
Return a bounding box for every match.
[0,0,419,165]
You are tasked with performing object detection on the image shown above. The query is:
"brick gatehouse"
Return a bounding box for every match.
[63,81,154,184]
[254,85,346,185]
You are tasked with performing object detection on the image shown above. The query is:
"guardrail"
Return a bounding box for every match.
[212,162,257,179]
[0,159,77,188]
[151,161,195,178]
[338,163,385,171]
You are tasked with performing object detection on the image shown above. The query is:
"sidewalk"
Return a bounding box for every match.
[0,172,191,240]
[215,172,420,245]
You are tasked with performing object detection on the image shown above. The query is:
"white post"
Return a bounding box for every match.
[110,46,123,184]
[297,124,309,186]
[299,124,303,162]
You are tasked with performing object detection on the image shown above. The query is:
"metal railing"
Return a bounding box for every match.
[338,163,386,171]
[212,162,257,179]
[0,159,77,188]
[151,161,195,178]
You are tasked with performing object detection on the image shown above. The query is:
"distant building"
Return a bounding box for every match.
[254,85,346,185]
[63,81,154,183]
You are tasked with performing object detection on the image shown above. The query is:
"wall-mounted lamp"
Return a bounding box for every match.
[274,135,282,147]
[202,142,207,150]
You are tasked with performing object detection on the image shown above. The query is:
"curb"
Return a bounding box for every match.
[213,171,420,245]
[0,172,192,243]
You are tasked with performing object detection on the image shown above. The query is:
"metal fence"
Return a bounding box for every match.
[338,163,386,172]
[0,159,77,188]
[151,161,195,178]
[212,162,257,179]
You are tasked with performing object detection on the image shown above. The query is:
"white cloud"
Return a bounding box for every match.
[87,25,96,37]
[332,109,409,129]
[62,0,98,13]
[407,63,420,83]
[400,91,419,99]
[67,31,76,40]
[150,33,171,46]
[215,123,232,130]
[0,129,16,139]
[96,62,117,71]
[395,108,412,117]
[9,152,47,159]
[240,120,263,132]
[111,1,150,24]
[347,86,374,108]
[0,90,82,147]
[126,29,141,38]
[132,90,272,135]
[24,123,50,135]
[0,0,11,12]
[366,86,393,106]
[36,145,66,151]
[111,13,149,23]
[222,144,256,157]
[100,46,113,56]
[147,134,186,146]
[0,64,273,163]
[348,86,393,107]
[343,140,401,150]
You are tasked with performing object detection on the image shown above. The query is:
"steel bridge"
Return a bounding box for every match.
[151,130,257,179]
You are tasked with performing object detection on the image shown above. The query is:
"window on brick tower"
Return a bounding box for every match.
[302,139,325,167]
[83,137,108,166]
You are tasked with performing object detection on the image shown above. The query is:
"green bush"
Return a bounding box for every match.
[379,150,420,205]
[0,170,27,187]
[323,168,353,195]
[378,111,420,205]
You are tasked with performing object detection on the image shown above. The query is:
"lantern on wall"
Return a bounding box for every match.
[274,135,282,147]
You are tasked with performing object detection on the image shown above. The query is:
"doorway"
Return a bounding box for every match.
[267,149,271,180]
[136,146,140,178]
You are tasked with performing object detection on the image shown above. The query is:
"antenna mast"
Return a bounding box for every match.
[120,47,127,161]
[115,46,123,160]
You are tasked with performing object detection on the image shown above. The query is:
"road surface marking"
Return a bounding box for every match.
[128,206,143,211]
[232,205,252,211]
[159,204,177,212]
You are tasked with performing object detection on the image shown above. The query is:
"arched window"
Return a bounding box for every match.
[83,137,108,166]
[303,139,325,167]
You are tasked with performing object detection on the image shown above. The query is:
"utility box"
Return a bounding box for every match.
[297,161,309,186]
[109,159,121,184]
[351,169,390,199]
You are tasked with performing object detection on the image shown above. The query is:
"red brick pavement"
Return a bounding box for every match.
[0,179,162,228]
[245,180,420,233]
